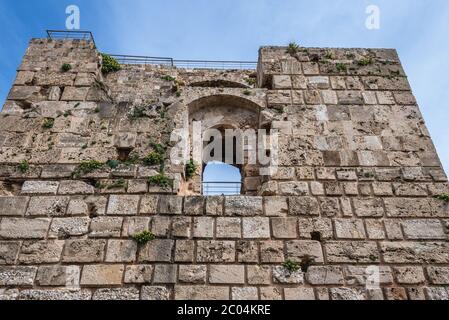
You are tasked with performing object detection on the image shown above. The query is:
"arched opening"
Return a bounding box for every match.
[185,94,264,196]
[202,162,242,196]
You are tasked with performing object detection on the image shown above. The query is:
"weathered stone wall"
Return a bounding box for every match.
[0,38,448,300]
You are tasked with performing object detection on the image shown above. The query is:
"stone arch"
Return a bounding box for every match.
[185,94,265,195]
[189,80,249,89]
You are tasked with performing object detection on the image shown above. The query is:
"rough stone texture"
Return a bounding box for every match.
[0,39,447,300]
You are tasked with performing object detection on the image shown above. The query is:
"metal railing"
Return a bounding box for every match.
[108,55,257,70]
[45,30,257,70]
[47,30,95,46]
[202,182,242,196]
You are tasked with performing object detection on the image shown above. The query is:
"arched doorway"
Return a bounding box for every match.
[186,94,264,195]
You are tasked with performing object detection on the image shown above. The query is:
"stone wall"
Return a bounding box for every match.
[0,38,448,300]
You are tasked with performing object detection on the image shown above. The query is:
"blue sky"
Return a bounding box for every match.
[0,0,448,175]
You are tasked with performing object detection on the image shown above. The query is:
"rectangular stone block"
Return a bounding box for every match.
[393,266,425,284]
[285,240,324,263]
[325,241,379,263]
[19,240,64,264]
[58,181,95,195]
[384,198,448,218]
[247,265,271,285]
[174,286,229,300]
[289,197,320,216]
[179,265,207,284]
[174,240,195,263]
[196,240,235,263]
[36,265,80,287]
[216,217,242,239]
[158,196,183,214]
[107,195,139,215]
[205,196,223,215]
[0,197,29,216]
[105,240,137,262]
[260,241,284,263]
[49,217,89,238]
[80,264,124,286]
[225,196,263,216]
[153,264,177,284]
[264,196,288,216]
[271,217,298,239]
[0,241,20,265]
[62,239,106,263]
[89,217,123,238]
[18,289,92,300]
[306,266,344,285]
[26,196,70,216]
[401,219,446,240]
[124,265,153,284]
[138,239,174,262]
[21,181,59,195]
[427,267,449,285]
[193,217,214,238]
[0,266,37,286]
[334,219,366,239]
[380,242,449,264]
[352,198,384,217]
[0,218,50,239]
[284,287,315,300]
[93,288,140,300]
[242,217,270,239]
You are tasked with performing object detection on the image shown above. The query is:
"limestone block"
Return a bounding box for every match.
[380,242,449,264]
[21,181,59,195]
[225,196,263,216]
[105,240,137,262]
[216,217,241,239]
[0,266,37,286]
[62,239,106,263]
[114,132,137,149]
[141,286,171,300]
[175,286,229,300]
[260,241,284,263]
[231,287,258,300]
[306,266,344,285]
[196,240,235,263]
[36,265,80,286]
[153,264,177,284]
[242,217,270,239]
[138,239,174,262]
[80,264,124,286]
[185,196,206,215]
[272,266,304,284]
[289,196,320,216]
[264,196,288,217]
[401,219,445,240]
[93,288,139,300]
[179,265,207,284]
[61,86,89,101]
[209,265,245,284]
[174,240,195,263]
[334,219,366,239]
[89,217,123,238]
[427,267,449,285]
[284,287,315,300]
[325,241,379,263]
[107,195,139,215]
[0,197,29,216]
[286,240,324,263]
[393,266,425,284]
[19,240,64,264]
[18,289,92,300]
[247,265,271,285]
[124,265,153,284]
[0,218,50,239]
[193,217,214,238]
[58,180,95,195]
[158,196,183,214]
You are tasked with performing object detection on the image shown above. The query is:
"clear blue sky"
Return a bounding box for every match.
[0,0,448,174]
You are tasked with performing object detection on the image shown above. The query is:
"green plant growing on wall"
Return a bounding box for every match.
[357,57,373,66]
[18,160,30,173]
[161,75,176,82]
[336,63,347,72]
[243,89,251,96]
[148,173,173,190]
[282,260,300,273]
[61,63,72,72]
[185,159,198,180]
[42,118,55,129]
[286,42,300,55]
[129,106,147,119]
[107,178,127,190]
[324,51,333,60]
[435,194,449,202]
[106,159,120,169]
[143,152,164,166]
[73,160,104,177]
[132,231,155,245]
[245,77,257,86]
[101,53,121,73]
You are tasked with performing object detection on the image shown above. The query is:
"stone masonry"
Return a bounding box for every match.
[0,36,448,300]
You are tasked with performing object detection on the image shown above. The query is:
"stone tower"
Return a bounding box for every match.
[0,33,448,300]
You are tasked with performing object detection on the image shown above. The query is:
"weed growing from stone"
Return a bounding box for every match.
[73,160,103,177]
[161,75,176,82]
[101,54,121,73]
[107,178,127,190]
[185,159,198,180]
[42,118,55,129]
[435,194,449,202]
[357,57,373,66]
[106,159,120,169]
[132,231,155,245]
[61,63,72,72]
[282,260,300,273]
[336,63,347,72]
[286,42,300,55]
[18,160,30,173]
[148,173,173,190]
